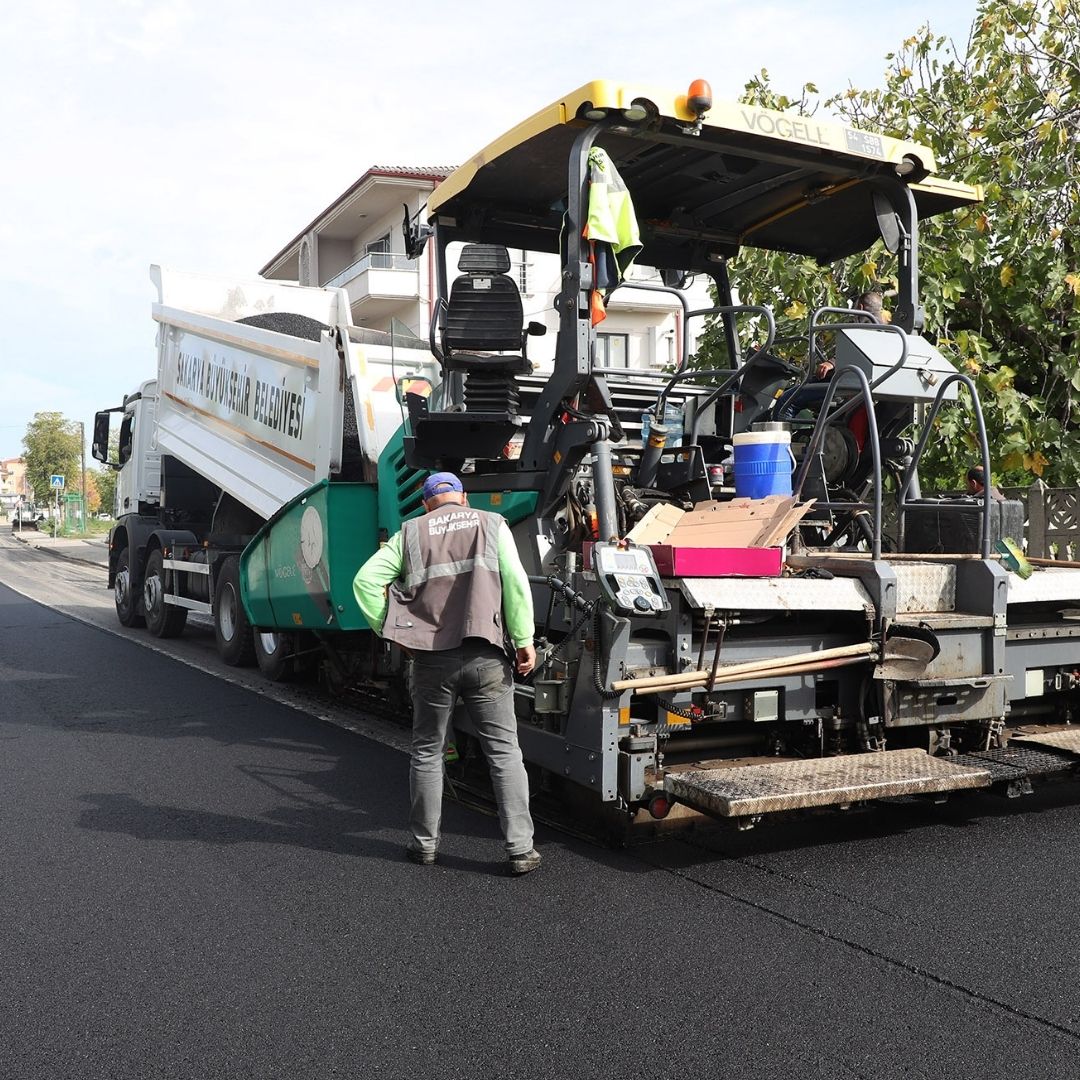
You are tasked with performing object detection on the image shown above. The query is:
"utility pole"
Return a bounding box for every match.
[79,420,87,533]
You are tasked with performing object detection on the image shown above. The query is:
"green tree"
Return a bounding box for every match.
[715,0,1080,486]
[94,460,118,517]
[22,412,81,502]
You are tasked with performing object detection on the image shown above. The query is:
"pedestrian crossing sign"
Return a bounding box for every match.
[50,474,64,489]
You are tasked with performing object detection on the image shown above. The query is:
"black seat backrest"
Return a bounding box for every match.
[444,245,523,353]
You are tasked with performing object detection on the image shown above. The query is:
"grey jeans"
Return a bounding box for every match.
[408,639,534,857]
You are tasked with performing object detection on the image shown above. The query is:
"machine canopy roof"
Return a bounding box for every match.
[428,80,981,272]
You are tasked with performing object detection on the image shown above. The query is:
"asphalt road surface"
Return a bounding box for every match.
[4,534,1080,1079]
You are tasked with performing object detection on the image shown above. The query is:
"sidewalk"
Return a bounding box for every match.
[9,528,110,569]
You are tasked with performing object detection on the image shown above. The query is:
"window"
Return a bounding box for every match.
[512,250,530,296]
[596,332,629,367]
[118,414,134,464]
[365,233,392,269]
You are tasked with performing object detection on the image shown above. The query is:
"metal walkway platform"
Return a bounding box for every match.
[1011,729,1080,756]
[954,743,1078,783]
[664,749,992,818]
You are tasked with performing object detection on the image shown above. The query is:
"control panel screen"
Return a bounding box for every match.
[591,542,670,616]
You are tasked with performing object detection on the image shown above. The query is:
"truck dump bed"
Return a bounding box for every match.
[150,265,433,521]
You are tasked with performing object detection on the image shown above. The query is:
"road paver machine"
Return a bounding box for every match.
[389,79,1080,829]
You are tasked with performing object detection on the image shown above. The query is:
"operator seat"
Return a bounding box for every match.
[404,244,544,468]
[441,244,541,414]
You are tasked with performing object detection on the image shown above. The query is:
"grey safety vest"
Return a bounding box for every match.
[382,504,505,651]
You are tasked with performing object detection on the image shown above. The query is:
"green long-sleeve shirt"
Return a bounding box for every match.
[353,518,535,648]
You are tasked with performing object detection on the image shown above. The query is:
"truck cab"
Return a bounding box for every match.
[108,380,162,519]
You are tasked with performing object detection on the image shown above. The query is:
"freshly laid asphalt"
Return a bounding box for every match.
[4,576,1080,1079]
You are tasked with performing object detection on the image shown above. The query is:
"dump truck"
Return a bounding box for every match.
[100,80,1080,836]
[92,265,437,677]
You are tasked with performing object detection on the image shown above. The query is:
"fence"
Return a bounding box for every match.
[60,494,85,534]
[879,482,1080,559]
[1016,481,1080,559]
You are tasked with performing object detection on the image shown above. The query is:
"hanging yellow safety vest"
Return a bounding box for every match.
[583,147,642,325]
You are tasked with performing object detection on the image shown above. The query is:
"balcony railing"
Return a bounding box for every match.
[324,251,417,289]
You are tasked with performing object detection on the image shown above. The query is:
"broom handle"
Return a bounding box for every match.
[635,655,870,697]
[611,641,874,692]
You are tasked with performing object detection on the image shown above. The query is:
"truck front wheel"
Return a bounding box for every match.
[144,549,188,638]
[214,555,255,666]
[114,546,145,628]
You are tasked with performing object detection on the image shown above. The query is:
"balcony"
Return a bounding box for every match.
[324,251,421,324]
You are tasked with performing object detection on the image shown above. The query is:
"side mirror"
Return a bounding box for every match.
[661,268,691,289]
[873,191,902,254]
[91,411,112,464]
[402,203,434,260]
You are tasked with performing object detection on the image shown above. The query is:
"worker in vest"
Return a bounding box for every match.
[353,472,540,875]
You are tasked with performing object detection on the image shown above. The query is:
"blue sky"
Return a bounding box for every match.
[0,0,980,459]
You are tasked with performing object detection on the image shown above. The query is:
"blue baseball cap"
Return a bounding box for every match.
[422,472,463,501]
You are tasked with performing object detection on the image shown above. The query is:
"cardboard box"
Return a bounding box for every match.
[626,497,815,550]
[647,544,783,577]
[616,496,816,579]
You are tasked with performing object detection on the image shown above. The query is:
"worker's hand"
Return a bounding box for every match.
[515,644,536,676]
[815,359,835,380]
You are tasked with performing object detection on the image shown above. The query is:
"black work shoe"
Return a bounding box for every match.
[508,849,541,876]
[405,845,436,866]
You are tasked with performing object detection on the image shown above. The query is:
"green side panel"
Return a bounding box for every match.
[468,490,539,524]
[376,422,540,530]
[377,424,426,536]
[241,479,378,633]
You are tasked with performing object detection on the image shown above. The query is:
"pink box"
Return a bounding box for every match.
[647,544,783,578]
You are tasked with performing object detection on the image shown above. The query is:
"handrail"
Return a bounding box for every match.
[324,250,418,288]
[605,280,691,371]
[588,367,677,380]
[792,365,884,560]
[799,310,909,427]
[654,304,778,421]
[895,373,993,559]
[428,296,447,363]
[686,308,780,443]
[652,311,781,414]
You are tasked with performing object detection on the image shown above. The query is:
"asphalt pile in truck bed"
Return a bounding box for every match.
[237,312,366,481]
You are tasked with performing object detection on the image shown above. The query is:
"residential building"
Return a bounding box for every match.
[0,457,30,510]
[260,166,713,372]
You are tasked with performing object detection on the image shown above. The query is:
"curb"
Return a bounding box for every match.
[10,532,109,571]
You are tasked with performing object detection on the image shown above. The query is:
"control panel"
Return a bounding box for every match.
[592,541,670,616]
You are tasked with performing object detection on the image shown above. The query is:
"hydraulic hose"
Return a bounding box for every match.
[529,574,595,671]
[528,575,622,699]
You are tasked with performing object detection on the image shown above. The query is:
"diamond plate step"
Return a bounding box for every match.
[1010,730,1080,756]
[893,563,956,614]
[664,749,991,818]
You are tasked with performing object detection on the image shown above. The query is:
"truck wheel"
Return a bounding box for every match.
[114,546,145,628]
[254,631,294,682]
[143,549,188,638]
[214,555,255,666]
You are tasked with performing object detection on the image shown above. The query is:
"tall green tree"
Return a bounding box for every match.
[22,412,81,502]
[715,0,1080,485]
[94,467,117,517]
